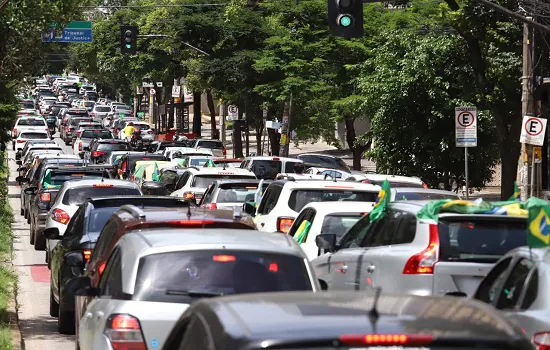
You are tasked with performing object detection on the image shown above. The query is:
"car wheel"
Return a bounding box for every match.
[58,297,75,334]
[29,222,35,245]
[26,215,30,224]
[20,207,23,216]
[49,287,59,317]
[12,142,15,151]
[34,233,46,251]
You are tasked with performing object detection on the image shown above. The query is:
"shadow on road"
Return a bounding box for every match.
[19,314,74,343]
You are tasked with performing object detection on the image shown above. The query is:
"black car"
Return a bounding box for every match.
[86,139,132,164]
[27,166,112,251]
[296,153,351,172]
[118,153,166,179]
[162,291,533,350]
[44,196,194,334]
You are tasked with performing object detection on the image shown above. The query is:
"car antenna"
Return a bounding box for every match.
[368,287,382,331]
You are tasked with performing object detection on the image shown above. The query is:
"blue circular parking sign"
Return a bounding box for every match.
[151,339,160,348]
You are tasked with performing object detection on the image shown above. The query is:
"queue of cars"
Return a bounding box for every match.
[12,75,550,350]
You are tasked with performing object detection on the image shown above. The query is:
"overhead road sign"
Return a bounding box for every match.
[42,21,93,43]
[520,116,547,146]
[455,106,477,147]
[142,82,154,88]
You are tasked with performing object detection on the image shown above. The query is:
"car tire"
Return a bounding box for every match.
[29,223,35,245]
[58,298,75,335]
[12,142,15,151]
[34,233,46,251]
[20,208,23,216]
[26,215,30,225]
[49,287,59,317]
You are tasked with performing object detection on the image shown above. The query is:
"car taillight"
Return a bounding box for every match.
[183,191,195,200]
[533,332,550,350]
[98,262,106,276]
[39,193,51,202]
[422,182,429,189]
[17,139,26,143]
[92,151,105,158]
[403,223,439,274]
[147,130,154,134]
[362,179,371,183]
[51,208,70,225]
[277,217,294,234]
[104,314,146,350]
[206,203,217,209]
[82,249,92,263]
[339,334,433,347]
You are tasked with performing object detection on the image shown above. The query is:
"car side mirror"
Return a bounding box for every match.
[242,201,256,216]
[16,160,22,165]
[64,251,85,267]
[316,234,337,250]
[445,291,467,298]
[318,279,328,291]
[73,277,100,297]
[43,227,61,240]
[15,153,21,160]
[83,146,90,151]
[24,186,37,195]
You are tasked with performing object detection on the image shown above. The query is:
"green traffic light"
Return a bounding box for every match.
[339,15,352,27]
[125,44,132,49]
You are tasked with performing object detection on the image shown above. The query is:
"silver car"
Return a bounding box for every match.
[77,226,319,350]
[313,200,528,297]
[473,246,550,342]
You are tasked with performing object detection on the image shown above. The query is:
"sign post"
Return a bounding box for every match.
[519,116,547,197]
[455,107,478,199]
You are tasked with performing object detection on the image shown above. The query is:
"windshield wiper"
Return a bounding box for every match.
[165,290,223,298]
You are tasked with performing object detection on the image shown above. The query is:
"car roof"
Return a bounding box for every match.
[59,178,140,190]
[271,179,381,191]
[297,153,342,159]
[364,174,423,184]
[183,291,526,348]
[186,167,256,176]
[389,200,528,219]
[301,201,374,214]
[245,156,302,162]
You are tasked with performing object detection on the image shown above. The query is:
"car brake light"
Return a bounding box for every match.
[269,263,279,272]
[403,224,439,274]
[17,139,26,143]
[98,262,106,276]
[362,179,371,183]
[206,203,217,209]
[183,191,195,200]
[339,334,433,346]
[82,249,92,262]
[78,142,83,152]
[147,130,154,134]
[166,220,216,225]
[39,193,51,202]
[92,151,105,158]
[51,208,70,225]
[277,217,294,234]
[533,332,550,350]
[422,182,429,189]
[93,183,113,187]
[104,314,146,350]
[212,255,236,262]
[272,157,280,161]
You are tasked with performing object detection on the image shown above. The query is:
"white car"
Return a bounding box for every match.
[288,201,372,260]
[190,138,226,157]
[12,116,48,149]
[241,156,304,180]
[251,180,380,233]
[15,130,50,151]
[173,155,214,167]
[91,104,111,122]
[43,179,142,257]
[117,121,154,142]
[39,97,58,114]
[170,167,256,203]
[346,173,428,188]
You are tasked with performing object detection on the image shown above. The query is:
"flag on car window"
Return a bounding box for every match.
[294,220,311,244]
[172,158,187,167]
[204,159,215,167]
[527,197,550,248]
[509,182,521,201]
[369,179,390,222]
[41,169,52,188]
[152,162,160,182]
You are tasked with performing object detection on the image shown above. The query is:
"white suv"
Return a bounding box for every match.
[251,180,380,233]
[170,167,256,203]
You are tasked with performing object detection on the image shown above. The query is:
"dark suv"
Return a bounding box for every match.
[86,139,132,164]
[44,196,194,334]
[118,153,166,179]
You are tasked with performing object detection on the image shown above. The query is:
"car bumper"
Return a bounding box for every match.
[37,212,48,231]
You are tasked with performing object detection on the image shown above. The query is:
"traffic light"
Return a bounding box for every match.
[328,0,364,38]
[120,25,138,54]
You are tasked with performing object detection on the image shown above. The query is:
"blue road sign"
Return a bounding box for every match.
[42,21,93,43]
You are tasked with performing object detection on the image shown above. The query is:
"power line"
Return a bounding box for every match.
[79,3,227,9]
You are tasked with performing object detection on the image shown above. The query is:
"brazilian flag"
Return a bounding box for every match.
[508,182,521,201]
[294,220,312,244]
[417,199,528,223]
[527,197,550,248]
[204,159,215,168]
[369,179,390,222]
[152,162,161,182]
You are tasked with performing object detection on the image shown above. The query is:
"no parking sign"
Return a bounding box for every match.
[520,116,547,146]
[455,107,477,147]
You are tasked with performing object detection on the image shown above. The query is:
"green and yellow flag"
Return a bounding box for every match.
[152,162,160,182]
[369,179,390,222]
[417,199,528,223]
[509,182,521,201]
[204,159,215,168]
[172,158,187,167]
[526,197,550,248]
[294,220,312,244]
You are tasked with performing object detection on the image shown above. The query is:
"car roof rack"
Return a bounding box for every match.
[118,204,146,220]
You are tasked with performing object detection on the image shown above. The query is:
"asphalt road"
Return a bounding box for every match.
[9,135,75,349]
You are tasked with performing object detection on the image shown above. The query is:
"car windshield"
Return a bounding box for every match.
[133,250,312,303]
[438,217,527,262]
[192,175,257,189]
[197,140,223,149]
[321,213,364,239]
[251,160,282,179]
[288,190,377,212]
[87,207,117,234]
[82,130,112,139]
[62,186,141,205]
[116,106,131,110]
[300,155,350,172]
[17,119,45,126]
[20,132,48,139]
[97,142,131,152]
[95,106,111,112]
[217,184,259,203]
[396,191,459,200]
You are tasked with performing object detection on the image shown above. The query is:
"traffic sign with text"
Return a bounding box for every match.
[455,106,477,147]
[42,21,93,43]
[520,116,547,146]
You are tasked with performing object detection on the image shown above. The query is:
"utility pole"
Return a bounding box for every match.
[279,93,293,157]
[520,18,536,200]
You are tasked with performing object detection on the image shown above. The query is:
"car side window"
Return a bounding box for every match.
[179,314,214,350]
[361,210,401,247]
[91,219,118,265]
[392,212,416,245]
[99,248,123,299]
[175,173,190,190]
[288,208,316,237]
[496,258,532,310]
[258,185,282,215]
[519,268,538,310]
[339,215,370,249]
[201,185,215,205]
[64,206,85,237]
[474,257,512,304]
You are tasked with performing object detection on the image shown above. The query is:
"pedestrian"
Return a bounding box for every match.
[294,162,305,175]
[0,141,6,168]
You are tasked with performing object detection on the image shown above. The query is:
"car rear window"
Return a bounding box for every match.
[188,158,211,166]
[20,133,48,139]
[217,184,259,203]
[369,180,423,188]
[95,106,111,112]
[320,213,363,239]
[299,155,350,171]
[397,192,459,200]
[288,190,377,212]
[197,140,223,149]
[251,160,282,179]
[192,175,257,189]
[67,112,89,118]
[97,142,131,152]
[62,186,141,205]
[438,217,527,263]
[84,102,95,107]
[17,119,46,126]
[133,250,312,303]
[71,118,92,126]
[82,130,112,139]
[134,123,149,130]
[87,207,116,233]
[48,172,103,186]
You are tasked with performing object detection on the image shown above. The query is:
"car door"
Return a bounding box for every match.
[254,185,283,231]
[79,248,123,349]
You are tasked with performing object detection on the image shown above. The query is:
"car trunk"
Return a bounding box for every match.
[433,215,527,297]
